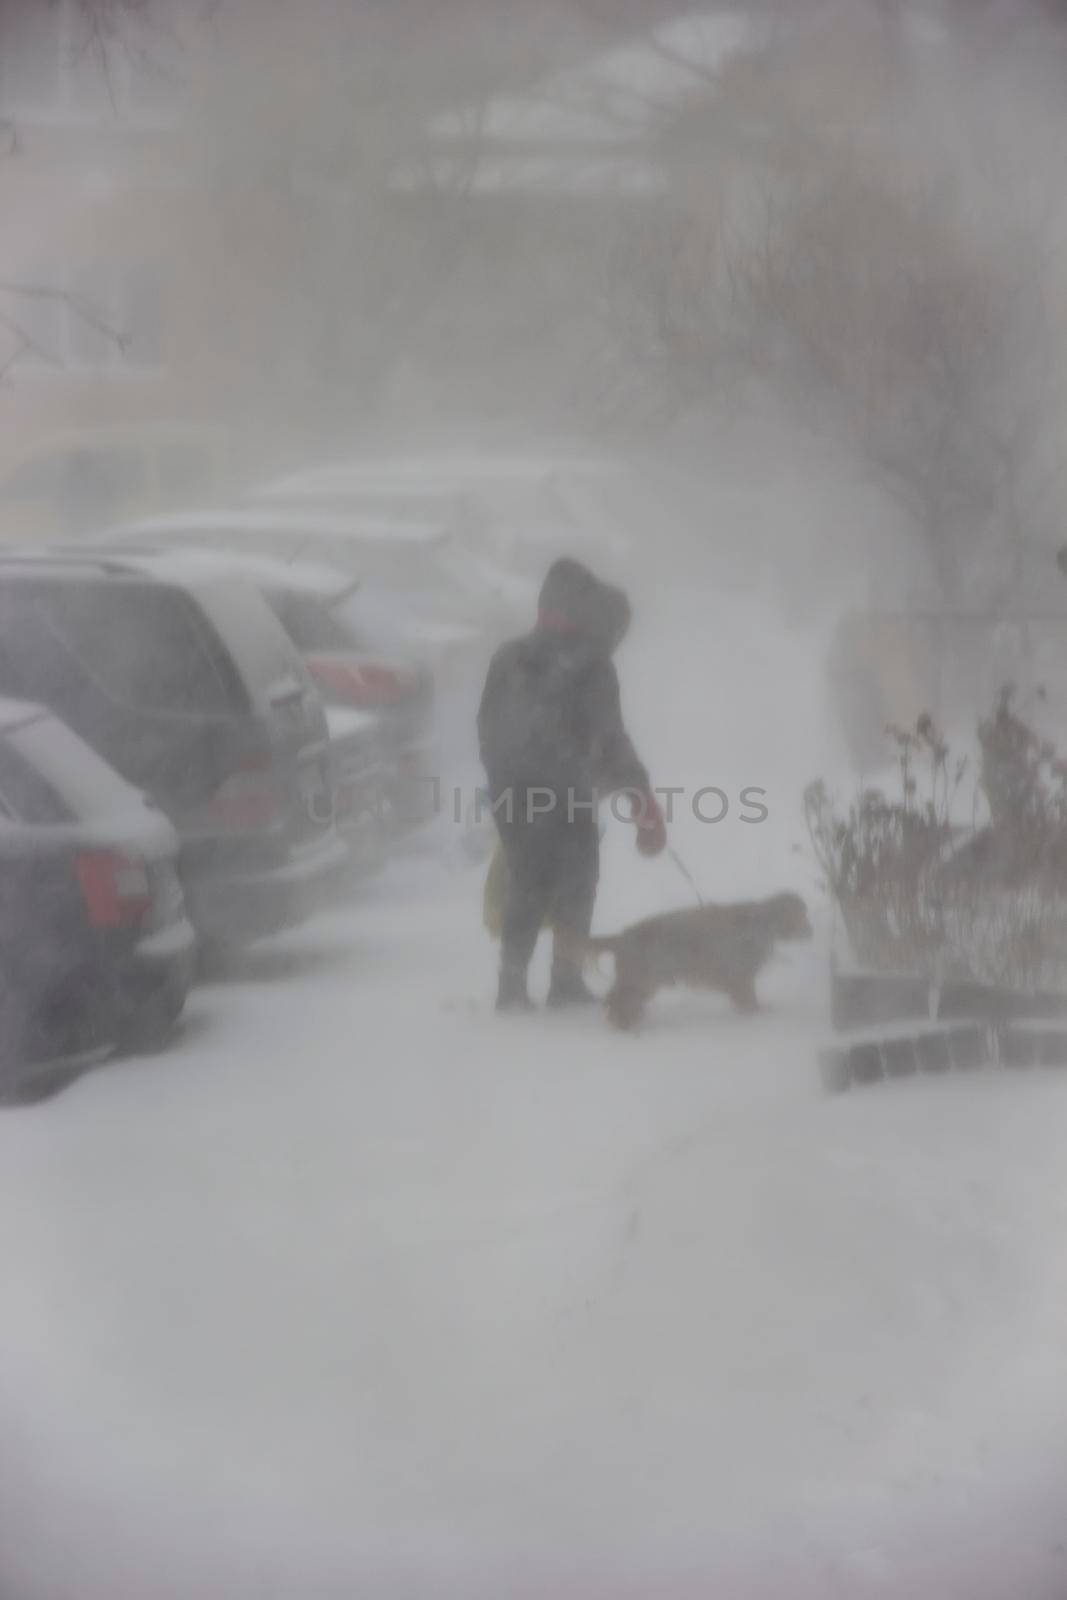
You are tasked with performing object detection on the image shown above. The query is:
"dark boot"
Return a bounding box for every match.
[546,962,598,1008]
[496,964,534,1013]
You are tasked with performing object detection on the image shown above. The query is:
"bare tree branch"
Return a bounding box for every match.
[0,1,159,378]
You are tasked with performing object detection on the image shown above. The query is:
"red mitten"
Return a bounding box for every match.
[632,791,667,857]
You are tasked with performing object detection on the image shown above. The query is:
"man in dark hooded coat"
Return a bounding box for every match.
[477,557,666,1010]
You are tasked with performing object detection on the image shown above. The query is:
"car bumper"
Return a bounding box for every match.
[7,913,197,1089]
[184,830,349,945]
[116,915,198,1021]
[327,704,439,837]
[0,1040,114,1104]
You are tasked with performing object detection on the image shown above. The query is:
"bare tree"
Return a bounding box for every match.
[731,168,1062,599]
[601,6,1067,600]
[0,0,170,377]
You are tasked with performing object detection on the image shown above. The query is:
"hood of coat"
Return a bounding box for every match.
[536,558,630,656]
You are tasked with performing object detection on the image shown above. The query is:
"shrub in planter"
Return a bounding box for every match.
[808,696,1067,993]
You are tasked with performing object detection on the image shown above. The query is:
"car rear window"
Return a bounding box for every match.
[266,591,354,654]
[8,712,136,820]
[25,579,244,714]
[195,576,310,699]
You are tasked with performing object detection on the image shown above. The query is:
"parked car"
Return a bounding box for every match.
[0,696,195,1100]
[113,512,494,820]
[119,507,488,714]
[113,505,528,648]
[210,554,440,835]
[109,543,441,847]
[252,450,629,588]
[0,550,346,950]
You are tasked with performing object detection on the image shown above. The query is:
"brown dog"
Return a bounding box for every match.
[566,892,813,1030]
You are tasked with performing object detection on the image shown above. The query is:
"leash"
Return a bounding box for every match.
[667,845,705,907]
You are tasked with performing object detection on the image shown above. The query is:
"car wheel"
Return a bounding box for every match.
[0,1003,89,1105]
[116,989,184,1055]
[196,937,240,980]
[0,1063,85,1107]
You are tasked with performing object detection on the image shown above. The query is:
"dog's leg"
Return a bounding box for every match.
[728,971,760,1013]
[606,980,648,1032]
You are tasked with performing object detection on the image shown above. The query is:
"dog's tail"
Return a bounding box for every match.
[554,927,620,970]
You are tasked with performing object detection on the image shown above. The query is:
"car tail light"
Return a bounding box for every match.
[236,747,272,774]
[75,851,152,930]
[196,742,281,831]
[203,774,279,830]
[306,655,413,708]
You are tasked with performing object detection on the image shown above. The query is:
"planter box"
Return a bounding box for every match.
[999,1020,1067,1069]
[822,969,1067,1093]
[820,1021,990,1094]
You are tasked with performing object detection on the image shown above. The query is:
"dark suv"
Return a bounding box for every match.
[112,541,441,854]
[0,551,345,947]
[0,697,195,1098]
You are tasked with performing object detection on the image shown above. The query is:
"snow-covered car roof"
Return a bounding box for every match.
[124,505,528,604]
[0,695,51,733]
[252,456,633,581]
[0,542,281,593]
[112,510,502,617]
[105,540,359,605]
[115,506,451,549]
[257,452,619,498]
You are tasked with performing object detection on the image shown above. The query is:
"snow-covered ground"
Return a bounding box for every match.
[2,572,1067,1597]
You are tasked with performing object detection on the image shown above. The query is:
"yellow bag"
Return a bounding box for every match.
[482,840,510,939]
[482,841,560,939]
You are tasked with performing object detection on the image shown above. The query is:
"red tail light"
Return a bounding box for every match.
[199,774,280,831]
[236,747,272,774]
[75,851,152,930]
[196,742,280,831]
[307,655,413,708]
